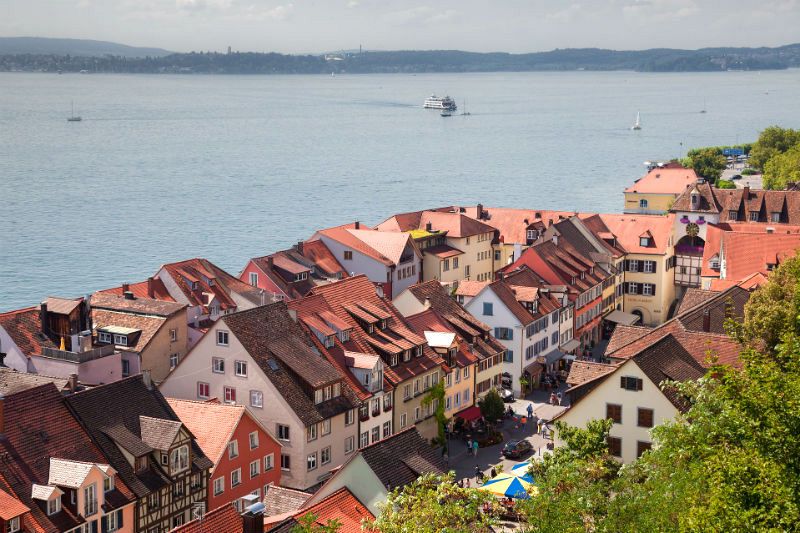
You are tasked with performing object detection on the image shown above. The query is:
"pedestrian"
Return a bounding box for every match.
[473,439,479,457]
[537,419,543,435]
[557,392,563,406]
[550,392,557,405]
[467,438,472,454]
[526,403,534,419]
[490,467,498,478]
[521,416,527,428]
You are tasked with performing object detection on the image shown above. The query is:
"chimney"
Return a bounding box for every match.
[354,221,360,229]
[425,221,432,232]
[142,369,153,390]
[40,302,49,337]
[296,240,304,255]
[241,502,265,533]
[68,373,79,393]
[423,297,431,310]
[476,204,484,219]
[702,309,711,332]
[266,256,274,270]
[743,185,750,200]
[123,291,135,300]
[122,283,130,293]
[147,277,155,298]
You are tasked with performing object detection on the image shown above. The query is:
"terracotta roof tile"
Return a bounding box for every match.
[0,488,29,520]
[358,427,447,491]
[455,280,488,297]
[565,360,617,386]
[161,258,264,312]
[263,485,311,518]
[91,308,168,352]
[377,210,496,238]
[99,277,175,302]
[452,206,581,245]
[0,368,69,395]
[90,292,185,317]
[597,213,675,254]
[269,487,374,533]
[677,288,720,315]
[624,167,699,194]
[172,502,242,533]
[0,307,56,357]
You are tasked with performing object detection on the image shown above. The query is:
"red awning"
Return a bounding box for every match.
[455,405,482,422]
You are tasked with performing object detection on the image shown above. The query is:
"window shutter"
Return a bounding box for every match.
[637,378,643,391]
[638,283,644,295]
[620,376,626,388]
[625,260,630,271]
[650,261,657,273]
[118,509,123,528]
[494,328,499,338]
[508,329,513,340]
[91,520,99,533]
[651,283,656,296]
[101,516,109,533]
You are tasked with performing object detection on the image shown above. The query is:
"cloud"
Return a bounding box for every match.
[622,0,699,21]
[385,6,459,26]
[347,0,359,7]
[546,3,582,22]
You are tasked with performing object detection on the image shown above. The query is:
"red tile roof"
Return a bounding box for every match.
[273,488,374,533]
[565,360,617,387]
[377,210,497,238]
[455,280,488,297]
[314,223,418,266]
[709,271,768,291]
[0,488,29,520]
[624,167,699,195]
[405,309,478,368]
[597,213,675,254]
[161,258,263,313]
[171,502,242,533]
[302,240,347,277]
[99,277,175,302]
[0,306,55,357]
[718,230,800,282]
[452,206,581,245]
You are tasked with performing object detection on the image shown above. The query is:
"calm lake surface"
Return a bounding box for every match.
[2,70,800,310]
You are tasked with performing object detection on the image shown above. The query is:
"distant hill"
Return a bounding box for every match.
[0,37,172,57]
[1,40,799,73]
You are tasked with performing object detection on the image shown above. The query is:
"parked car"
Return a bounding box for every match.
[498,388,515,403]
[730,174,742,180]
[502,439,533,459]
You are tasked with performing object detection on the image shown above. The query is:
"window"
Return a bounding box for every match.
[235,360,247,377]
[639,237,650,247]
[171,445,189,473]
[249,431,259,450]
[250,390,263,408]
[98,331,112,344]
[113,334,128,346]
[217,330,229,346]
[250,460,260,478]
[307,424,317,442]
[771,212,781,222]
[372,426,380,443]
[277,424,290,441]
[627,260,639,272]
[442,259,450,272]
[639,199,648,209]
[360,431,369,448]
[642,283,654,296]
[637,408,654,428]
[455,370,461,383]
[249,272,258,286]
[606,404,622,424]
[482,302,493,316]
[728,210,738,221]
[172,515,185,529]
[414,379,420,395]
[8,517,20,533]
[345,409,355,426]
[121,359,130,377]
[263,453,274,471]
[494,327,513,340]
[643,261,655,273]
[345,436,355,454]
[607,437,622,458]
[224,386,236,404]
[280,454,291,471]
[212,357,225,374]
[307,452,317,471]
[503,350,513,363]
[400,413,407,429]
[228,440,239,459]
[620,376,643,391]
[637,441,652,457]
[627,282,638,295]
[169,353,179,369]
[383,420,392,438]
[147,492,159,509]
[321,446,331,465]
[749,211,759,221]
[83,483,97,516]
[463,366,469,378]
[453,257,459,269]
[47,497,61,515]
[344,251,353,260]
[231,468,241,487]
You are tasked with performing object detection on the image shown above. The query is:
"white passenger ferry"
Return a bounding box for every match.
[423,95,457,110]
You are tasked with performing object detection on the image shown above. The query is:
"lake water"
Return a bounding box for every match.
[2,70,799,311]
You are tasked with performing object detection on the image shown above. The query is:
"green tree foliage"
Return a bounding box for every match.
[684,147,728,182]
[290,513,341,533]
[367,472,497,533]
[717,179,736,189]
[749,126,800,170]
[477,388,505,423]
[422,381,448,448]
[763,144,800,190]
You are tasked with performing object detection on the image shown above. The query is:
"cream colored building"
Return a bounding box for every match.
[555,334,705,463]
[376,210,497,287]
[623,167,699,215]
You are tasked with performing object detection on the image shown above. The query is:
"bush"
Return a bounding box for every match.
[717,179,736,189]
[741,168,757,175]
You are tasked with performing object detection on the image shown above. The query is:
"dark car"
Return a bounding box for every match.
[498,388,515,403]
[730,174,742,180]
[502,439,533,459]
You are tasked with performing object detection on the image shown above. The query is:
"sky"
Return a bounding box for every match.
[3,0,800,54]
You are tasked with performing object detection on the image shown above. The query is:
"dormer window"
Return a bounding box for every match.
[403,350,411,362]
[380,319,388,330]
[295,272,308,282]
[7,517,20,533]
[415,345,423,357]
[113,334,128,346]
[98,331,112,344]
[710,256,720,270]
[639,237,650,247]
[171,445,190,474]
[104,474,115,492]
[728,210,738,221]
[208,278,215,286]
[749,211,759,222]
[449,347,457,359]
[339,329,351,343]
[324,335,335,348]
[390,354,398,366]
[580,271,585,280]
[135,456,148,472]
[191,281,199,290]
[367,323,375,334]
[47,497,61,516]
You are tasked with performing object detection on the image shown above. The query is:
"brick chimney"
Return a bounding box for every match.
[476,203,484,219]
[702,309,711,332]
[147,277,155,298]
[296,240,304,255]
[743,185,750,200]
[266,256,274,270]
[67,373,79,393]
[241,503,265,533]
[354,221,361,229]
[122,282,130,293]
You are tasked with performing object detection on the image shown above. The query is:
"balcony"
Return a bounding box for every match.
[42,345,115,363]
[371,408,381,417]
[384,403,393,413]
[359,412,370,422]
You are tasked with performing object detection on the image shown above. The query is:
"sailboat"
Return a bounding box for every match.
[631,111,641,130]
[461,100,471,116]
[700,98,707,114]
[67,101,82,122]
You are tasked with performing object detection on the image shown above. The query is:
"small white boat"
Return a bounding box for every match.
[67,101,82,122]
[460,100,471,116]
[631,111,641,130]
[440,110,452,117]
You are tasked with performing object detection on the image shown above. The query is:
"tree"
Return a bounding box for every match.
[762,144,800,190]
[422,381,448,448]
[290,512,341,533]
[684,147,727,182]
[366,472,497,533]
[477,389,505,424]
[749,126,800,170]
